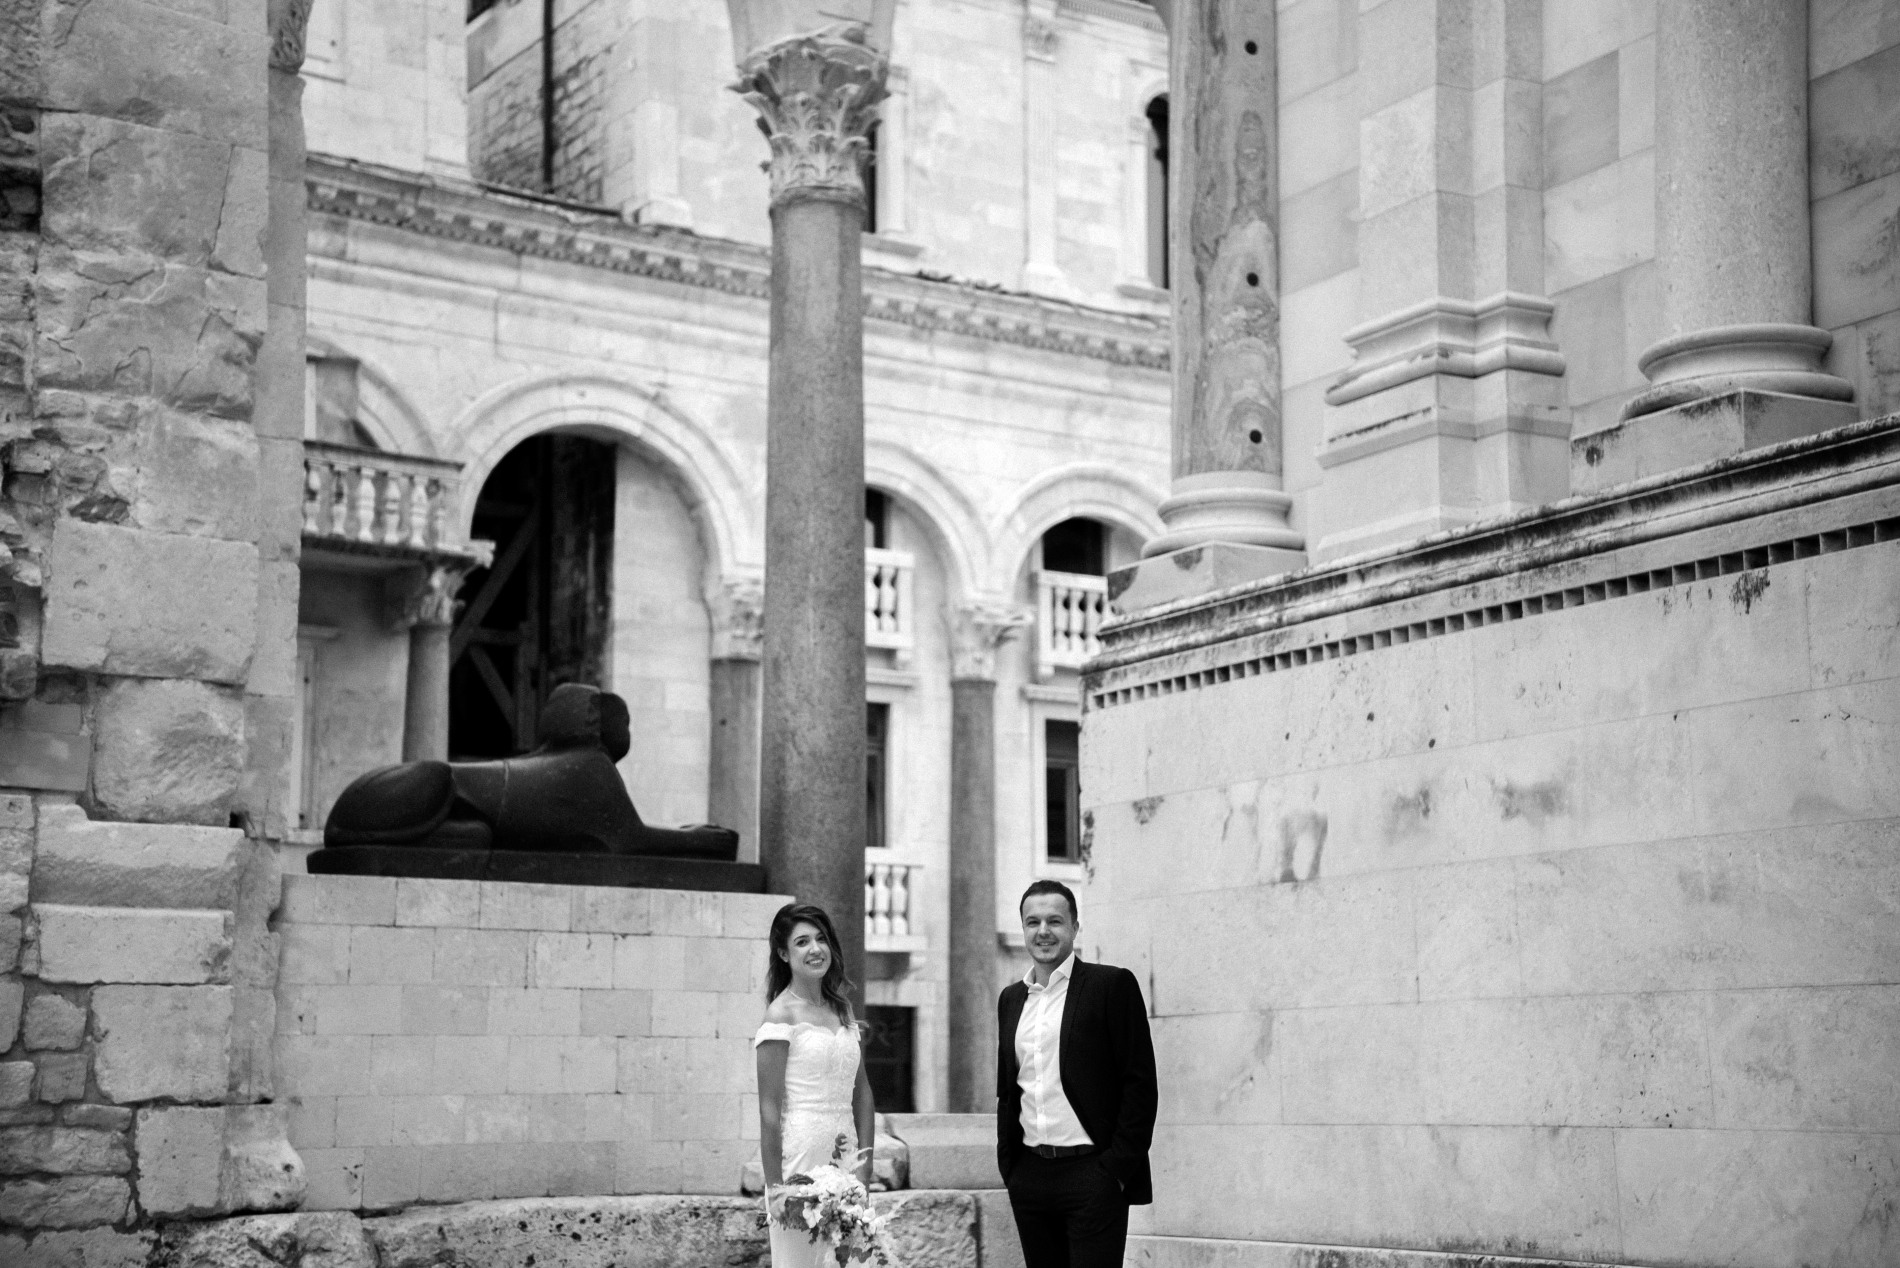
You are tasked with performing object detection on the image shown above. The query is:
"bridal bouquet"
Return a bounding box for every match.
[772,1134,898,1267]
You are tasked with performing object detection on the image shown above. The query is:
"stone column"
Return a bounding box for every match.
[1116,0,1304,611]
[1313,0,1569,557]
[1583,0,1855,490]
[727,1,891,993]
[708,577,763,864]
[395,567,464,762]
[947,602,1027,1111]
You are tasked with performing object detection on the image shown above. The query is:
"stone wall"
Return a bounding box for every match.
[1086,420,1900,1267]
[277,874,787,1208]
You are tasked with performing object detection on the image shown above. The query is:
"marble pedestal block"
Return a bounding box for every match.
[1573,389,1860,495]
[1108,542,1308,614]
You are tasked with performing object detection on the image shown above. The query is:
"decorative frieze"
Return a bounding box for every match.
[731,26,888,209]
[304,158,1169,371]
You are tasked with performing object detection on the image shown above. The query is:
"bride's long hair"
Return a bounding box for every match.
[764,902,854,1024]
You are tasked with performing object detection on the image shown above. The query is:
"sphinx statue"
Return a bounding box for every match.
[323,683,740,861]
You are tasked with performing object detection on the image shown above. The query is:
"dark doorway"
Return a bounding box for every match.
[1040,518,1108,576]
[449,433,617,758]
[863,1005,915,1113]
[1044,719,1081,862]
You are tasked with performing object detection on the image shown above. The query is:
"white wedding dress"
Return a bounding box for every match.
[754,1021,863,1268]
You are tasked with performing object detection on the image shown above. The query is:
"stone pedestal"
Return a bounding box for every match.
[947,604,1024,1112]
[728,8,890,990]
[1611,0,1855,470]
[1313,3,1570,561]
[1109,541,1307,614]
[1116,0,1305,609]
[1574,388,1860,495]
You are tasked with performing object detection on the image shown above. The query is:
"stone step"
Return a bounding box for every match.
[884,1112,1002,1191]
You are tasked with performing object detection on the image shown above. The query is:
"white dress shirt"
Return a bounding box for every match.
[1015,952,1093,1148]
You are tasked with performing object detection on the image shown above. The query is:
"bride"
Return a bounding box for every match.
[754,902,876,1267]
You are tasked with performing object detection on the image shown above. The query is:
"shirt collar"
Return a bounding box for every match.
[1023,951,1078,990]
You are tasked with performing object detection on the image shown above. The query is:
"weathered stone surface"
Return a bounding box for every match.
[879,1191,979,1268]
[32,903,232,985]
[22,992,86,1050]
[90,984,231,1103]
[152,1212,373,1268]
[115,407,261,542]
[34,1053,89,1104]
[135,1106,221,1215]
[43,521,258,683]
[0,1125,130,1176]
[886,1114,1002,1190]
[39,114,236,267]
[0,1174,130,1228]
[0,1062,33,1107]
[90,678,245,826]
[366,1197,772,1268]
[31,802,246,909]
[975,1189,1025,1268]
[34,249,264,418]
[0,974,20,1048]
[0,1226,156,1268]
[60,1105,131,1133]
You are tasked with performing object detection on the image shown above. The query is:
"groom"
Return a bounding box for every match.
[996,879,1157,1268]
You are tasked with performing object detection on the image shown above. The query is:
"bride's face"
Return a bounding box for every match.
[783,920,832,985]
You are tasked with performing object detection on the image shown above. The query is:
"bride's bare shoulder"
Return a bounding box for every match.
[762,993,800,1026]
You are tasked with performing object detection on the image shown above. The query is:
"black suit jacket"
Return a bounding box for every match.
[996,958,1158,1205]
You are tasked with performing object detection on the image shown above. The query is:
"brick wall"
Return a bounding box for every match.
[276,875,786,1208]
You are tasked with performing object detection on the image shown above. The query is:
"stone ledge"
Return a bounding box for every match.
[1128,1236,1642,1268]
[31,804,247,910]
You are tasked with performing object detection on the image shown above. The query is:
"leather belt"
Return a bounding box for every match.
[1030,1143,1096,1158]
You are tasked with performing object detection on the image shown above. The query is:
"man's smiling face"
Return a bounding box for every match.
[1020,893,1078,968]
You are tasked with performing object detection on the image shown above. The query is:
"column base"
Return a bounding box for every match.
[1108,541,1309,613]
[1312,370,1571,563]
[1143,472,1305,558]
[1620,323,1855,420]
[1574,388,1860,495]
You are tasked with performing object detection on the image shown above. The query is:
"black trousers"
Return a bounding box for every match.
[1005,1152,1129,1268]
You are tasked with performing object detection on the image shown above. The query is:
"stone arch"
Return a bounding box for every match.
[992,463,1166,584]
[865,438,988,603]
[445,374,758,586]
[303,335,440,456]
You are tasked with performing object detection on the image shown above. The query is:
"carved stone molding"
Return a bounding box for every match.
[711,576,765,661]
[732,24,888,209]
[270,0,316,72]
[1325,293,1568,408]
[950,601,1030,682]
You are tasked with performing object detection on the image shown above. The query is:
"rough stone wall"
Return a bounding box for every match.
[278,876,784,1207]
[0,0,308,1242]
[1087,450,1900,1266]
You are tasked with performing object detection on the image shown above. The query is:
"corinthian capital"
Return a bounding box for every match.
[386,565,466,631]
[732,25,888,209]
[950,601,1031,682]
[269,0,316,71]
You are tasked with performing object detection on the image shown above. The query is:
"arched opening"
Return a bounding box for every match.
[1144,94,1170,289]
[448,431,617,758]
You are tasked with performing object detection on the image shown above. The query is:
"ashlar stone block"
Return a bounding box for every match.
[151,1213,373,1268]
[90,677,245,826]
[0,1124,130,1176]
[91,985,232,1104]
[0,975,19,1048]
[43,520,258,684]
[33,904,232,985]
[0,1227,155,1268]
[31,802,246,909]
[23,993,86,1050]
[34,1053,90,1104]
[0,1175,131,1229]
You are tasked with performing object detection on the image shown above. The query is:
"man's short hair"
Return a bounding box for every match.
[1019,879,1078,922]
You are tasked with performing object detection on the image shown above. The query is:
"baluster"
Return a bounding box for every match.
[1082,587,1103,655]
[871,864,893,936]
[1061,585,1080,653]
[882,564,901,633]
[427,480,451,548]
[865,563,880,634]
[889,866,910,937]
[302,459,325,536]
[377,468,403,545]
[351,465,377,542]
[406,473,431,548]
[865,868,877,933]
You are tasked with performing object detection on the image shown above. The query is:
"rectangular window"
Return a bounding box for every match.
[863,1005,915,1112]
[1044,719,1081,862]
[867,702,890,851]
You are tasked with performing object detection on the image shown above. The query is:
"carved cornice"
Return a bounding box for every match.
[270,0,315,71]
[305,155,1170,371]
[732,25,887,209]
[950,601,1031,681]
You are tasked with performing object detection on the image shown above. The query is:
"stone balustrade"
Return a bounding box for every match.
[302,443,465,555]
[865,547,916,663]
[1034,570,1107,679]
[865,860,924,954]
